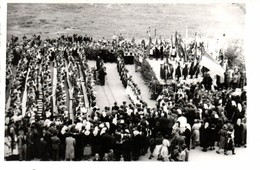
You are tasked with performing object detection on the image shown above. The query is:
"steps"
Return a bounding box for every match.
[37,91,43,116]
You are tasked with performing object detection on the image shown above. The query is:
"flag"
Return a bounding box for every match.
[200,53,225,78]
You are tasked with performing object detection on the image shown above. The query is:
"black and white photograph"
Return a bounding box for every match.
[1,0,259,168]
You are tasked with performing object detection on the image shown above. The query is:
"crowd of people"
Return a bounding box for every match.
[117,55,143,105]
[4,32,246,162]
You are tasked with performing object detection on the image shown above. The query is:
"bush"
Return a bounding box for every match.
[225,38,245,70]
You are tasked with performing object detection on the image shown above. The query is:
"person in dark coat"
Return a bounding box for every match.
[40,128,51,160]
[100,128,114,159]
[113,132,123,161]
[160,64,164,79]
[234,118,244,147]
[112,102,119,111]
[159,113,169,136]
[202,73,213,91]
[132,130,141,161]
[98,67,107,86]
[167,64,174,79]
[208,123,216,150]
[74,131,83,161]
[160,45,164,60]
[175,63,182,81]
[154,46,160,60]
[183,125,191,150]
[189,61,194,78]
[26,127,34,160]
[148,137,156,159]
[51,131,60,161]
[183,64,189,80]
[121,134,132,161]
[200,122,210,152]
[96,56,102,71]
[193,62,200,78]
[224,130,236,155]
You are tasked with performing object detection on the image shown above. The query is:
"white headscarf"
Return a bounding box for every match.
[237,103,242,112]
[231,100,237,106]
[133,130,140,136]
[204,122,209,129]
[61,125,68,135]
[237,118,241,126]
[112,116,117,125]
[100,127,107,136]
[93,126,99,136]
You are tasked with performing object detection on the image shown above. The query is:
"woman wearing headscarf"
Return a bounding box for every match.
[241,117,247,147]
[234,118,244,147]
[92,153,101,161]
[216,124,228,154]
[159,135,170,161]
[208,123,217,150]
[132,129,141,161]
[4,130,12,160]
[224,129,236,155]
[9,126,19,160]
[183,123,191,150]
[191,119,201,149]
[179,144,189,161]
[152,132,163,159]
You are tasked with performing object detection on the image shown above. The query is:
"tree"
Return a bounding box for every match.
[225,38,245,70]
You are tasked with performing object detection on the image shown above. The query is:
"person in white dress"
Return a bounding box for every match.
[191,119,201,149]
[4,131,12,160]
[159,136,170,161]
[65,133,76,161]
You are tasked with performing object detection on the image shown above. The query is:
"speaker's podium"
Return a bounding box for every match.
[123,52,134,65]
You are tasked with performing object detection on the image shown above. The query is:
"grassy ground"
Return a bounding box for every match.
[7,3,245,42]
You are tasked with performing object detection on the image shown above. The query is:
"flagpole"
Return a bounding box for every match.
[185,24,188,62]
[148,27,151,46]
[195,32,198,60]
[175,31,178,59]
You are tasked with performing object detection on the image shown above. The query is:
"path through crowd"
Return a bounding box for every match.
[88,61,130,110]
[125,65,157,108]
[87,60,157,110]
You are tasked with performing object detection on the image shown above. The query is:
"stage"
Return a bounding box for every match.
[145,58,204,86]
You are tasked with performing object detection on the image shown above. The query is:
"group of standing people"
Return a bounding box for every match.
[5,33,246,162]
[117,55,142,105]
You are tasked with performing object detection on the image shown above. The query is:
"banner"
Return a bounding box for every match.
[200,53,225,77]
